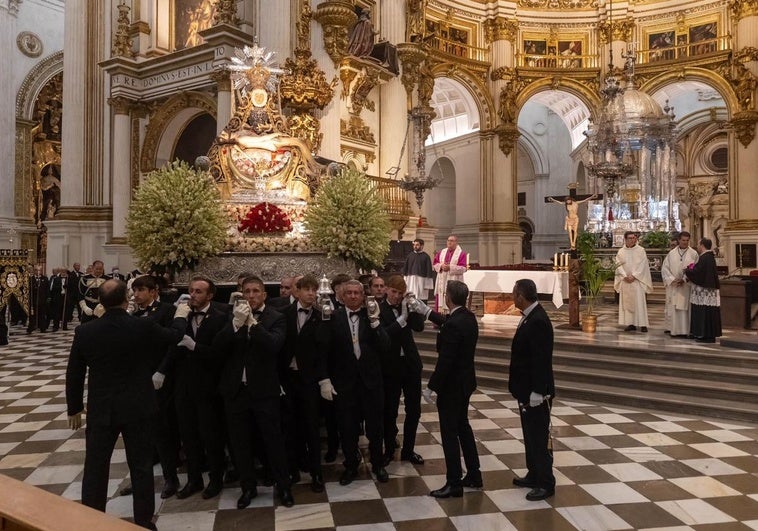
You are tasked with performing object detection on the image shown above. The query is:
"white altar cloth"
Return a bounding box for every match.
[463,270,570,309]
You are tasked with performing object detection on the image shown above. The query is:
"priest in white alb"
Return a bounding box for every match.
[661,231,698,337]
[614,231,653,332]
[432,235,468,313]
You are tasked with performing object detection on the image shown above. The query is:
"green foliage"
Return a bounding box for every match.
[640,230,671,249]
[126,160,226,274]
[304,167,391,270]
[577,231,615,316]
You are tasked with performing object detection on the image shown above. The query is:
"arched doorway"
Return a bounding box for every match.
[172,112,217,165]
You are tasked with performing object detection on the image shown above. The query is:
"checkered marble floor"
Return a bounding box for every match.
[2,324,758,530]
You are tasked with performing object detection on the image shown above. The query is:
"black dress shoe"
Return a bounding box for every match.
[400,452,424,465]
[512,476,537,488]
[324,449,338,463]
[237,488,258,509]
[310,473,325,493]
[176,481,204,499]
[201,479,223,499]
[526,487,555,501]
[119,484,133,496]
[160,479,178,499]
[429,484,463,498]
[624,325,637,332]
[382,451,394,467]
[339,468,358,486]
[640,326,648,333]
[278,488,295,507]
[461,473,483,489]
[373,466,389,483]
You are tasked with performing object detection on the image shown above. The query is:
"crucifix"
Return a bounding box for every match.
[544,183,602,251]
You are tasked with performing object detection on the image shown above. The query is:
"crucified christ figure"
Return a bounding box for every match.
[547,194,597,249]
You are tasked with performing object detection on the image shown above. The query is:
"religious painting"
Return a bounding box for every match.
[523,39,548,67]
[558,40,582,68]
[736,243,757,269]
[648,30,675,62]
[689,22,718,56]
[448,27,468,57]
[174,0,216,51]
[425,19,445,39]
[676,34,688,58]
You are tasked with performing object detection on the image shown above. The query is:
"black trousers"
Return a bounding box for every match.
[383,357,422,457]
[282,370,322,476]
[437,389,480,485]
[175,388,226,484]
[0,306,8,345]
[27,303,49,332]
[520,399,555,490]
[64,294,78,325]
[225,390,290,491]
[335,381,384,470]
[49,296,65,329]
[82,419,156,529]
[155,384,180,482]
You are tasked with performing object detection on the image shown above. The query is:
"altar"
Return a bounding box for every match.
[464,269,569,310]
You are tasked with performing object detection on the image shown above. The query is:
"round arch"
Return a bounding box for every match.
[429,63,496,130]
[140,91,217,172]
[517,131,548,175]
[16,50,64,120]
[640,67,740,118]
[515,77,601,123]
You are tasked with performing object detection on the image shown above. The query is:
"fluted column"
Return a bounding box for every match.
[108,98,131,240]
[257,0,290,60]
[212,71,232,134]
[311,1,341,162]
[0,2,18,227]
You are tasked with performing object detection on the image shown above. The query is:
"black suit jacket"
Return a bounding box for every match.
[508,304,556,403]
[319,306,390,392]
[161,303,229,397]
[378,300,424,377]
[280,304,326,384]
[427,307,478,396]
[65,309,186,425]
[215,305,287,401]
[268,295,294,311]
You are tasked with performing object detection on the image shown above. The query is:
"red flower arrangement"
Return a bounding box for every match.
[238,202,292,234]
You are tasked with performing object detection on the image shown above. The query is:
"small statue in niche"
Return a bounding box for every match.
[347,7,377,57]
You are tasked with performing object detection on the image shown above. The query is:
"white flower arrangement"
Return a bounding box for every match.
[126,161,226,273]
[304,167,391,270]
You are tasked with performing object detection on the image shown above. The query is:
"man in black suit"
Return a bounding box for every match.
[268,276,296,310]
[65,279,189,530]
[214,275,294,509]
[49,268,68,332]
[77,260,107,323]
[27,265,50,334]
[509,278,556,501]
[159,275,229,501]
[418,280,481,498]
[63,263,83,328]
[130,275,181,499]
[378,275,425,466]
[319,279,391,486]
[280,275,326,493]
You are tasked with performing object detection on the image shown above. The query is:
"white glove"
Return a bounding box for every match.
[152,372,165,390]
[319,379,337,401]
[233,302,251,329]
[280,385,286,396]
[174,303,191,319]
[174,294,191,306]
[529,392,545,408]
[412,299,431,318]
[422,387,436,404]
[93,304,106,318]
[397,300,409,328]
[79,301,94,316]
[246,313,258,328]
[177,334,196,351]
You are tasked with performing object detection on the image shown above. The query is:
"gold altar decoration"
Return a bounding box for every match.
[597,17,635,44]
[207,44,323,203]
[213,0,239,26]
[484,16,518,45]
[112,2,133,58]
[397,43,427,104]
[0,250,30,316]
[729,0,758,20]
[313,0,357,67]
[518,0,598,8]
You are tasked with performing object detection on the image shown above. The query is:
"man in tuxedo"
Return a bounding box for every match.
[214,275,294,509]
[77,260,107,323]
[158,275,228,501]
[65,279,190,530]
[64,263,84,328]
[509,278,556,501]
[268,276,296,310]
[378,275,425,466]
[319,279,390,485]
[131,275,181,498]
[419,280,481,497]
[49,267,68,332]
[27,265,50,334]
[368,275,386,301]
[280,275,326,493]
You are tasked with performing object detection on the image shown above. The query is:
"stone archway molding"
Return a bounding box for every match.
[15,50,64,120]
[514,76,601,123]
[429,63,495,131]
[639,67,740,119]
[140,91,217,172]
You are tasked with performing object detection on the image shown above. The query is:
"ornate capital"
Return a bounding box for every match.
[213,0,240,27]
[731,110,758,147]
[0,0,21,15]
[210,70,232,92]
[313,0,357,67]
[107,96,134,115]
[597,17,635,45]
[397,43,427,100]
[497,74,527,124]
[730,0,758,21]
[718,52,758,112]
[340,59,382,114]
[483,16,518,45]
[112,2,134,58]
[495,123,521,156]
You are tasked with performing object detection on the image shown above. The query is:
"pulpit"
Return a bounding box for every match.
[720,279,751,329]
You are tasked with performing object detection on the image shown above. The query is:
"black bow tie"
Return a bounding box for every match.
[391,304,402,312]
[298,308,310,313]
[349,311,361,318]
[189,310,206,319]
[252,310,263,317]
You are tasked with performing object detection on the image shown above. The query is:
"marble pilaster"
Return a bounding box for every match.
[109,99,131,240]
[0,5,17,223]
[311,1,341,162]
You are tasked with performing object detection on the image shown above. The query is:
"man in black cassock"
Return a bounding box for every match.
[684,237,722,343]
[403,238,434,301]
[27,265,50,334]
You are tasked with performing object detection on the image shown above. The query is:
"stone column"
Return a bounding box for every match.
[723,1,758,271]
[0,2,19,244]
[212,71,232,134]
[311,1,342,162]
[257,0,290,59]
[108,97,132,240]
[379,0,408,181]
